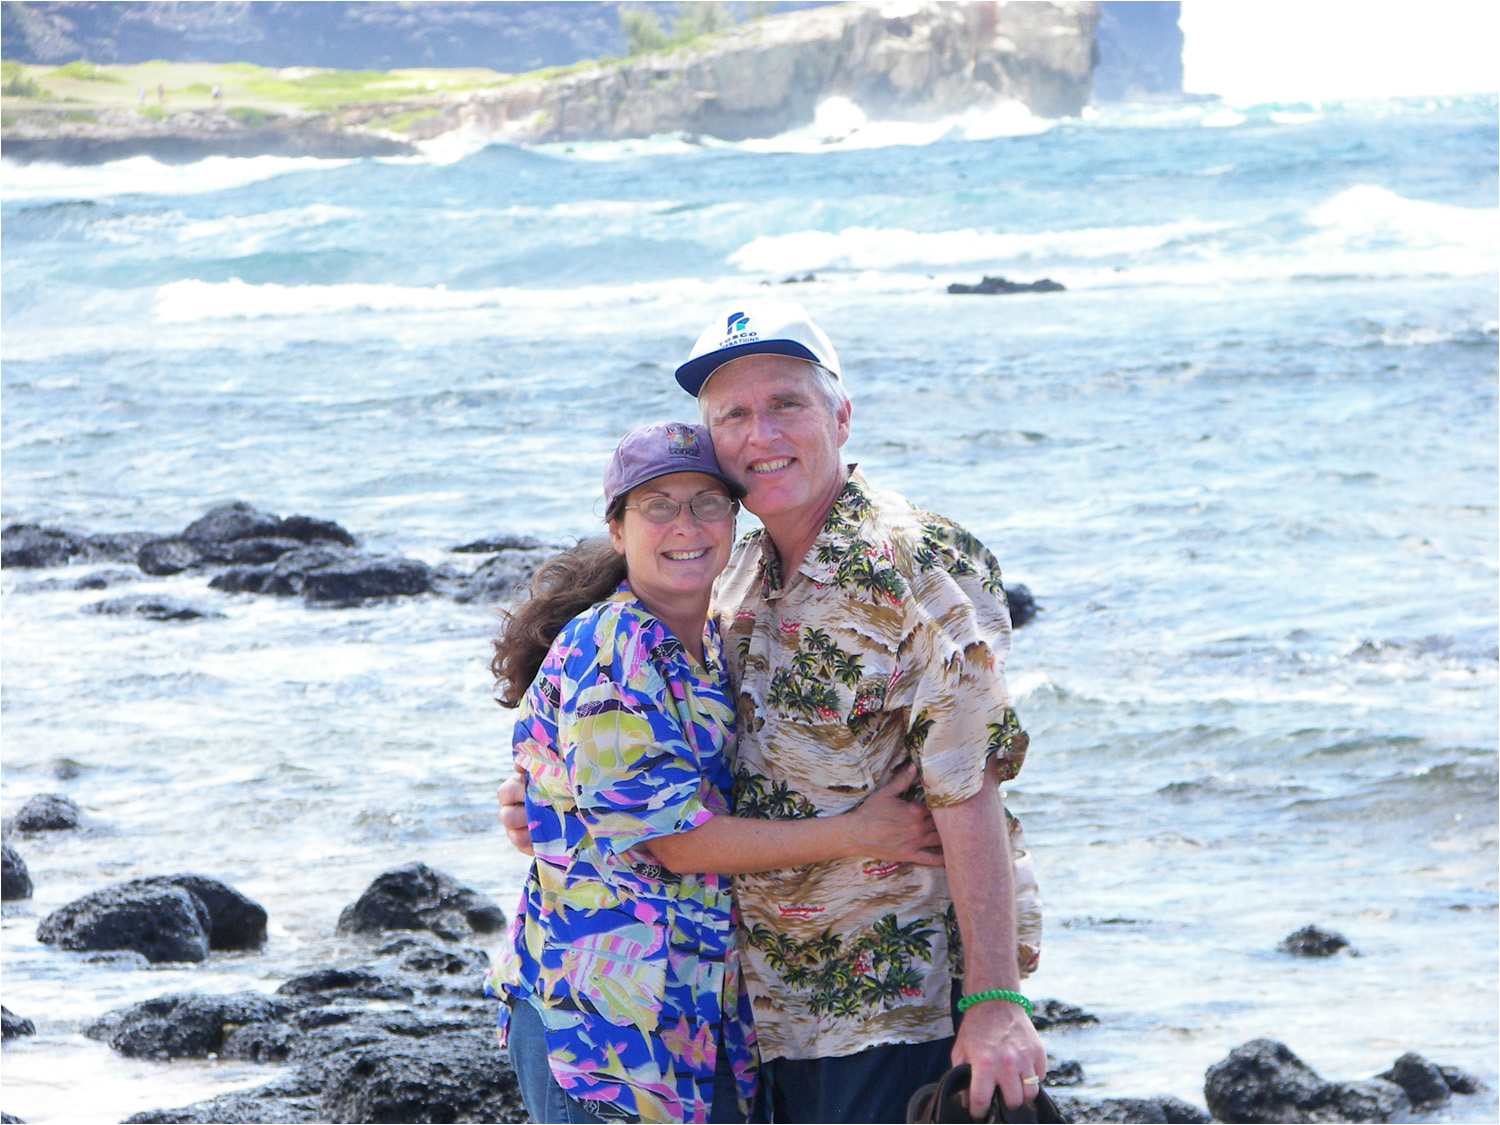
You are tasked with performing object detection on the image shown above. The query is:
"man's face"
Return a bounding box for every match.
[699,354,851,525]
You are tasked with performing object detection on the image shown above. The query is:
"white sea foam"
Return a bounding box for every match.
[1201,108,1247,128]
[1307,184,1497,250]
[727,219,1228,273]
[741,96,1054,154]
[0,154,357,203]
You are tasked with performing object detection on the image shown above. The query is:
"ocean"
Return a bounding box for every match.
[2,93,1496,1123]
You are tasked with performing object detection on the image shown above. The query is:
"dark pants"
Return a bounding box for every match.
[755,1034,957,1124]
[753,985,964,1124]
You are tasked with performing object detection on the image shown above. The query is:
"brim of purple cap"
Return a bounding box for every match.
[674,339,822,396]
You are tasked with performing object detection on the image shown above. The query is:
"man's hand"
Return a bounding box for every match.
[496,766,533,856]
[952,995,1047,1113]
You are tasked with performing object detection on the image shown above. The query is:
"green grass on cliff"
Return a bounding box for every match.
[0,59,513,119]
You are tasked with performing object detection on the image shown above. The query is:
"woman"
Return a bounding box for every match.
[488,421,943,1125]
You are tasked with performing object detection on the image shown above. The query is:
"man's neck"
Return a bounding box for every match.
[763,465,851,581]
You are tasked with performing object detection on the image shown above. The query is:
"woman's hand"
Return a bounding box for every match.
[496,766,534,857]
[841,763,944,866]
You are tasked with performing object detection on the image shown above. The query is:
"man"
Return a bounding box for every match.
[503,302,1045,1122]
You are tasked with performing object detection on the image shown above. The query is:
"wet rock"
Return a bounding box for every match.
[143,874,268,951]
[1044,1057,1084,1087]
[139,503,357,576]
[38,882,210,963]
[948,275,1066,295]
[210,546,430,605]
[1438,1064,1483,1095]
[182,502,285,543]
[51,758,85,780]
[450,535,542,553]
[375,934,490,979]
[82,532,162,563]
[314,1026,526,1124]
[276,968,414,1005]
[1051,1094,1210,1122]
[1031,997,1099,1030]
[2,843,33,900]
[86,992,303,1060]
[1379,1052,1451,1107]
[11,793,83,831]
[2,1006,36,1039]
[123,1072,324,1123]
[1007,582,1038,628]
[1204,1038,1413,1123]
[84,596,226,621]
[1278,924,1354,957]
[2,524,86,568]
[15,567,140,592]
[444,545,553,604]
[1,1112,25,1123]
[336,862,505,941]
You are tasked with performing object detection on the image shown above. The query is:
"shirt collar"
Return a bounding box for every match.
[757,465,872,594]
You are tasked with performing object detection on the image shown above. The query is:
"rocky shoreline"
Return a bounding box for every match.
[1,1,1099,165]
[1,818,1484,1124]
[0,500,1041,626]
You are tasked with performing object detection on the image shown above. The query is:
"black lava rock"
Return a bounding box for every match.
[2,843,33,900]
[276,968,414,1005]
[1031,998,1099,1030]
[1052,1095,1210,1123]
[445,546,554,604]
[86,991,302,1060]
[138,503,357,576]
[1438,1064,1484,1095]
[122,1073,324,1123]
[37,882,211,963]
[948,275,1066,295]
[182,502,285,543]
[2,524,86,568]
[336,862,505,941]
[1007,583,1038,628]
[210,546,430,605]
[140,874,268,951]
[314,1026,526,1124]
[1379,1052,1451,1108]
[375,934,490,979]
[84,596,225,621]
[1277,924,1354,957]
[450,535,542,553]
[11,793,83,832]
[1204,1039,1412,1123]
[2,1006,36,1039]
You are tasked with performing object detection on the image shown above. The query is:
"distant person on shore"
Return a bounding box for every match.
[501,303,1046,1122]
[486,420,944,1124]
[156,83,165,106]
[138,85,147,106]
[211,83,222,104]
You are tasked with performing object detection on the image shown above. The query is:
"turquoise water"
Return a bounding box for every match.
[2,94,1496,1122]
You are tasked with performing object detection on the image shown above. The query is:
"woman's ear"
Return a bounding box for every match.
[608,516,626,556]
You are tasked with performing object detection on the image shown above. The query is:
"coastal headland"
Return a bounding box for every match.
[1,1,1099,163]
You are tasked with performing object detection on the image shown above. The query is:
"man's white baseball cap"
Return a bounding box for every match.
[675,301,842,396]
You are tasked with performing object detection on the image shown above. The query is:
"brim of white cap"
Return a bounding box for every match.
[675,339,823,396]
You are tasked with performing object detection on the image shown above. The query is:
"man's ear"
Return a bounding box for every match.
[836,398,853,448]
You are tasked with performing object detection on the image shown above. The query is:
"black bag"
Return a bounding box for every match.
[906,1063,1069,1124]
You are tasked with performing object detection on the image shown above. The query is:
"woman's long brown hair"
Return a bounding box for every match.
[490,533,627,707]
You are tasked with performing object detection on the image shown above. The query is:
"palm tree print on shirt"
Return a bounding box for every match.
[748,912,939,1017]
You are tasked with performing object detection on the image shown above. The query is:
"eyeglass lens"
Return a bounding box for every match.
[637,495,735,522]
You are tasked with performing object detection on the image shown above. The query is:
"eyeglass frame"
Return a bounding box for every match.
[622,494,740,524]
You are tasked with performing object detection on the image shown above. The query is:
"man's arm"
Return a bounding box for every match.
[930,756,1047,1114]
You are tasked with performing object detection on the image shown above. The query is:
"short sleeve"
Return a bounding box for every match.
[901,552,1029,808]
[557,622,717,858]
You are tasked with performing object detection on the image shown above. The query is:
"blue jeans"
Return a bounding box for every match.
[507,997,745,1123]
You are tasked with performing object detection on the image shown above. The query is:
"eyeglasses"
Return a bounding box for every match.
[624,494,738,524]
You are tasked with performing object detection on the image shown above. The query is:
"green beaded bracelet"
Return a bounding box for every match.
[956,988,1034,1018]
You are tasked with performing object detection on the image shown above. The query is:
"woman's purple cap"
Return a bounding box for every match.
[603,421,747,508]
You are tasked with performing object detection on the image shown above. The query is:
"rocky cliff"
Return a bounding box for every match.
[425,1,1099,145]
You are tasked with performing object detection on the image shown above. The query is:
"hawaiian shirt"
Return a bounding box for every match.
[488,585,758,1123]
[714,468,1042,1062]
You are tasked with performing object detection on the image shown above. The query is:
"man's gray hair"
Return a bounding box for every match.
[698,359,849,424]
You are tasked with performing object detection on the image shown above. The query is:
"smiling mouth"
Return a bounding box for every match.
[663,549,710,560]
[750,458,793,474]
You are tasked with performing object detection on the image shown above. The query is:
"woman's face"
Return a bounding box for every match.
[609,472,736,613]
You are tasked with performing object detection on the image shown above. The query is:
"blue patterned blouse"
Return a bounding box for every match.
[488,585,758,1123]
